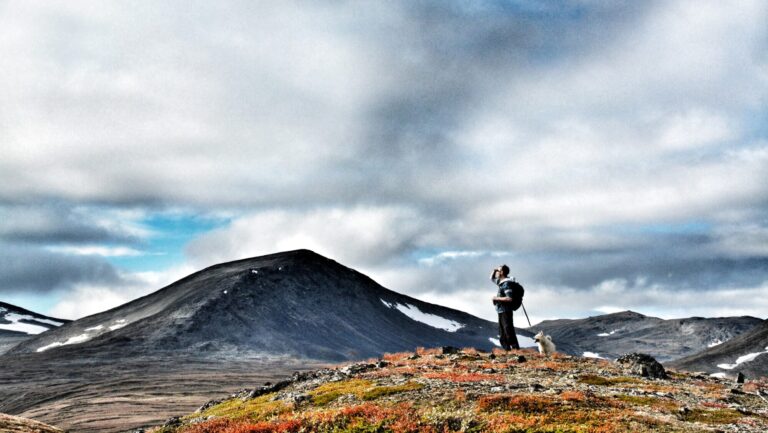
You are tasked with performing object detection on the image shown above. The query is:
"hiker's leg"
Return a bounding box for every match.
[498,313,511,350]
[505,311,520,350]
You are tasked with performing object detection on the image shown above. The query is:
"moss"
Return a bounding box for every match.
[615,394,679,412]
[310,379,423,406]
[577,375,640,386]
[679,407,744,425]
[361,382,423,400]
[196,392,290,420]
[310,379,374,406]
[331,421,388,433]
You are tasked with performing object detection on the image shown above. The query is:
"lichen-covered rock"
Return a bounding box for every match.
[616,352,667,379]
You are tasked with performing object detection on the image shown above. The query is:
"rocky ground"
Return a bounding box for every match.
[149,347,768,433]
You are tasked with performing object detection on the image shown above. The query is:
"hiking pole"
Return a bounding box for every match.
[521,302,532,328]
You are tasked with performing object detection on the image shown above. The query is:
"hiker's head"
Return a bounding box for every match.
[496,265,509,278]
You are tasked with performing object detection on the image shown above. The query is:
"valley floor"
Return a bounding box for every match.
[0,353,326,433]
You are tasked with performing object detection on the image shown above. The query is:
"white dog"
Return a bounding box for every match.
[533,331,556,357]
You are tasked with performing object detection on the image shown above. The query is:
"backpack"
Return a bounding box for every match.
[508,279,525,311]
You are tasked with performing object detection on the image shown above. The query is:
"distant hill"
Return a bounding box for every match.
[0,302,69,355]
[668,319,768,379]
[530,310,762,362]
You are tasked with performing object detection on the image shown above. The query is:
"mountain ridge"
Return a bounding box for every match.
[0,302,69,355]
[530,309,762,363]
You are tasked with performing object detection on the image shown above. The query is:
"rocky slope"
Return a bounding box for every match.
[0,302,69,355]
[669,320,768,380]
[9,249,523,361]
[530,311,762,362]
[148,347,768,433]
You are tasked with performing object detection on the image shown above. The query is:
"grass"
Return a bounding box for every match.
[577,375,641,386]
[309,378,423,406]
[194,392,291,421]
[678,408,745,425]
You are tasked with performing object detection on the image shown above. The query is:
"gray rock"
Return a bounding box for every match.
[616,353,667,379]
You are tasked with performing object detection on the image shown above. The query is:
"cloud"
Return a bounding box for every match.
[185,206,429,269]
[0,0,767,321]
[0,243,124,294]
[0,203,144,244]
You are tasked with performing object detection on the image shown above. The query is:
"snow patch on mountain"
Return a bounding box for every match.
[36,318,131,352]
[381,299,464,332]
[489,336,537,349]
[597,330,618,337]
[0,308,64,335]
[583,352,606,359]
[716,346,768,370]
[109,319,128,331]
[708,339,723,348]
[37,334,91,352]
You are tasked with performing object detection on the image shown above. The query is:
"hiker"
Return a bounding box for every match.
[491,265,520,350]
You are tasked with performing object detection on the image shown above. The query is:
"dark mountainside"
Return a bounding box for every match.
[9,249,507,360]
[0,302,69,355]
[531,310,762,363]
[669,319,768,379]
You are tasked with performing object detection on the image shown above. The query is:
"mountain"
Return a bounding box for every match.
[530,310,762,362]
[668,319,768,379]
[1,249,538,432]
[150,347,768,433]
[0,302,69,355]
[9,249,530,361]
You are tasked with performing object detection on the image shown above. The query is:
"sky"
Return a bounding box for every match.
[1,0,767,325]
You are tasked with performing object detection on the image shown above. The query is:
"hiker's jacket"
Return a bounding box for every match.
[492,276,516,314]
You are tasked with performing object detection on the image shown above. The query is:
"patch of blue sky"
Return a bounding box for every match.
[107,212,230,272]
[411,248,512,266]
[449,0,585,18]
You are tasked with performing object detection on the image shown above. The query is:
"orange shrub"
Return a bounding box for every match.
[476,394,558,413]
[383,351,412,361]
[423,372,502,383]
[415,347,441,356]
[560,390,587,402]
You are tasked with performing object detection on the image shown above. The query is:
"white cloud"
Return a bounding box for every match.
[186,206,428,269]
[46,245,146,257]
[1,1,767,322]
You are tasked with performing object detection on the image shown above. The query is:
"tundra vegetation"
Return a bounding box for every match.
[151,347,768,433]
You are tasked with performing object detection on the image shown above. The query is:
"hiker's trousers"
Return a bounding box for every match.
[498,310,520,350]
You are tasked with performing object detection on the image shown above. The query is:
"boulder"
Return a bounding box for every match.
[616,353,667,379]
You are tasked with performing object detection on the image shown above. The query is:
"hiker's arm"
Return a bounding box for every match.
[492,286,515,302]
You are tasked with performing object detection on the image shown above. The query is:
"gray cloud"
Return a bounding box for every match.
[0,243,124,294]
[0,202,142,244]
[1,0,767,319]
